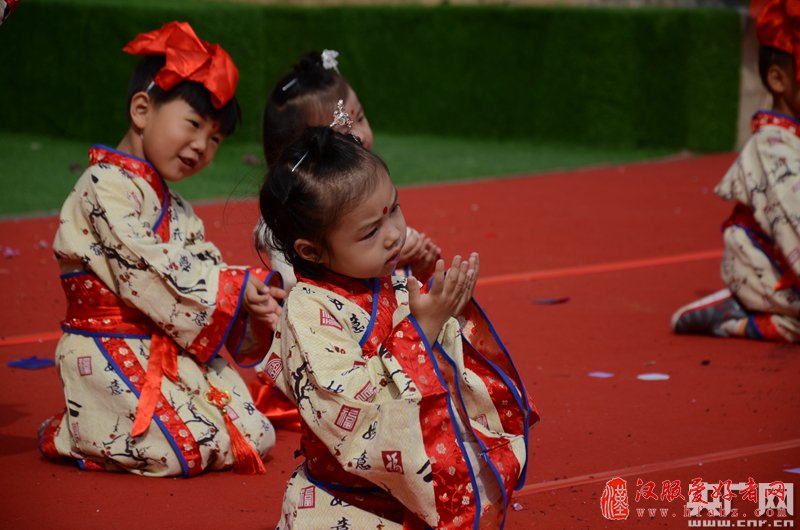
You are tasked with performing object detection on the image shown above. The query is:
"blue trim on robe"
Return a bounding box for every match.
[461,298,533,489]
[304,461,383,494]
[435,342,511,530]
[358,278,381,348]
[91,144,170,233]
[408,314,483,530]
[753,109,800,126]
[93,336,191,478]
[61,326,151,341]
[60,270,91,279]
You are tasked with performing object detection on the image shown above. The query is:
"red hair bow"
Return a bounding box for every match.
[123,21,238,109]
[752,0,800,80]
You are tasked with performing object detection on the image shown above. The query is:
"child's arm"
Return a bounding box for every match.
[242,274,286,348]
[756,137,800,277]
[243,274,285,328]
[407,253,479,344]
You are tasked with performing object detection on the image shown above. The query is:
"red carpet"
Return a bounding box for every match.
[1,152,797,529]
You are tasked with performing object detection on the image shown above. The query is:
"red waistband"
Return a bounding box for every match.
[723,203,799,291]
[61,273,153,335]
[60,272,180,438]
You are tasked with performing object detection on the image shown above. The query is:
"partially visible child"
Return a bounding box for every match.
[671,0,800,343]
[0,0,19,25]
[38,21,285,477]
[259,50,440,290]
[256,127,536,529]
[253,50,442,429]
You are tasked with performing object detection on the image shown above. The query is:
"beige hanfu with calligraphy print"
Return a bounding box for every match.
[38,145,276,477]
[716,111,800,342]
[258,272,537,529]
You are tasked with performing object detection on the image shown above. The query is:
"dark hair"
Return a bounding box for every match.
[758,45,795,90]
[127,55,241,136]
[262,51,350,167]
[259,127,388,278]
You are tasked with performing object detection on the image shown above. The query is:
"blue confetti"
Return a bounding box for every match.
[533,297,570,305]
[784,468,800,474]
[588,371,615,378]
[7,356,55,369]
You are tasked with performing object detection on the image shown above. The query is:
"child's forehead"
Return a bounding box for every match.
[161,98,223,131]
[348,168,394,207]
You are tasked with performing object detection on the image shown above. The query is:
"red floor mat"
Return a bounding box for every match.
[1,152,797,529]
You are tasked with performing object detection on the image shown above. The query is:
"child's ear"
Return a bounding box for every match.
[129,91,152,131]
[766,64,790,96]
[294,239,322,262]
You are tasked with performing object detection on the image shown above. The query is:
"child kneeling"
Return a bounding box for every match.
[39,22,284,477]
[257,128,537,529]
[672,0,800,343]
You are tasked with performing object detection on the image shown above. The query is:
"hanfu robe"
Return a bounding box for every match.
[38,145,276,477]
[716,111,800,342]
[257,272,537,529]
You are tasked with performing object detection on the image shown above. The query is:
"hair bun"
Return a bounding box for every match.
[305,126,333,160]
[294,51,323,73]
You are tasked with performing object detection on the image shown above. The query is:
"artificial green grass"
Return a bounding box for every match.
[0,130,675,217]
[1,1,741,151]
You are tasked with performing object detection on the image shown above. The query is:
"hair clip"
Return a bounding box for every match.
[145,80,156,94]
[321,49,340,73]
[330,99,353,131]
[281,78,298,92]
[291,151,309,173]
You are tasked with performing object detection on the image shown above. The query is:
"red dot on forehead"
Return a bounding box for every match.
[382,206,388,215]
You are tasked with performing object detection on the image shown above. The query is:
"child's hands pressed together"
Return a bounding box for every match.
[408,253,479,344]
[399,228,441,281]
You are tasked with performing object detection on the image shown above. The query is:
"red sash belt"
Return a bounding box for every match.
[61,272,267,473]
[61,273,179,437]
[723,203,800,292]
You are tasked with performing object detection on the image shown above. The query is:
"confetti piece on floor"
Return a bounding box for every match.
[3,246,20,258]
[637,373,670,381]
[588,371,615,378]
[533,297,570,305]
[7,356,55,369]
[511,502,524,511]
[784,468,800,474]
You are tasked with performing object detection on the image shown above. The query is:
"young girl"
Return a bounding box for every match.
[38,21,285,477]
[671,0,799,343]
[253,50,441,429]
[259,50,440,290]
[256,127,536,529]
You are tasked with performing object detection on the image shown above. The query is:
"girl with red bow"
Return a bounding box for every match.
[671,0,800,343]
[38,21,285,477]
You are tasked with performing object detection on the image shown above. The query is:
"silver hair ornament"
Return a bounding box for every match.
[321,49,340,73]
[329,99,353,131]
